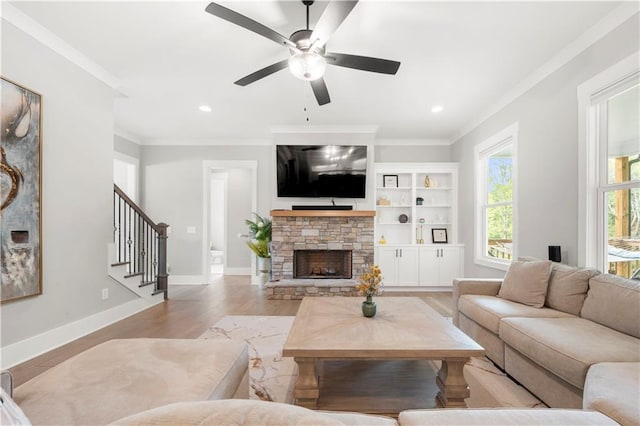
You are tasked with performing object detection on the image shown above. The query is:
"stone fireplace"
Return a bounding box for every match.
[267,210,374,299]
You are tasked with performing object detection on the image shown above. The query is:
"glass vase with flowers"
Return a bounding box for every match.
[355,265,383,317]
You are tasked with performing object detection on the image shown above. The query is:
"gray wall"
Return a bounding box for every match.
[1,22,137,347]
[141,145,272,277]
[451,14,639,278]
[141,143,450,276]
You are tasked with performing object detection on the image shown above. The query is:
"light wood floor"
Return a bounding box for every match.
[9,275,452,387]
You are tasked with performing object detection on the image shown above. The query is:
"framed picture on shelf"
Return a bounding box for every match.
[432,228,448,244]
[383,174,398,188]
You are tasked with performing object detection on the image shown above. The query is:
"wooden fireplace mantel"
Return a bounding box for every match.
[270,210,375,218]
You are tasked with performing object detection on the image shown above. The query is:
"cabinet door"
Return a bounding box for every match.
[419,247,440,286]
[376,246,399,286]
[396,247,419,286]
[439,246,462,285]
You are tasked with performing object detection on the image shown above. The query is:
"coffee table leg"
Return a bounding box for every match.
[436,357,470,408]
[293,357,319,408]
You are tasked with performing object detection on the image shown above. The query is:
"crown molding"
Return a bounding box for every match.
[1,2,123,92]
[375,138,451,146]
[451,2,640,143]
[114,127,142,145]
[141,138,273,146]
[270,125,379,134]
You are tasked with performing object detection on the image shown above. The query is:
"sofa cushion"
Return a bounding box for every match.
[545,264,599,315]
[500,317,640,389]
[399,409,617,425]
[458,295,573,334]
[111,400,399,426]
[498,260,552,308]
[581,273,640,338]
[584,362,640,426]
[14,338,249,426]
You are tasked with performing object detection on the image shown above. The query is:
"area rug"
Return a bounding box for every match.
[199,315,544,409]
[199,316,297,404]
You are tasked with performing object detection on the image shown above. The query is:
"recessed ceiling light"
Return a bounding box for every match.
[431,105,443,113]
[199,105,212,113]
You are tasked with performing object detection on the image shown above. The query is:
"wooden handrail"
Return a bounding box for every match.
[114,184,160,231]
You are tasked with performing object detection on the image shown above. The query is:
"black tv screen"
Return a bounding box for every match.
[276,145,367,198]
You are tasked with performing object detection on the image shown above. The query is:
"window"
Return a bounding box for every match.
[475,123,518,270]
[591,75,639,277]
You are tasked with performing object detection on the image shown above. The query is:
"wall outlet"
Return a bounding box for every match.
[101,288,109,300]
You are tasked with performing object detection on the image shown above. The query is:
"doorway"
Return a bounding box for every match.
[202,161,257,284]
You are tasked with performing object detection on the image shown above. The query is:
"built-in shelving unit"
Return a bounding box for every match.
[374,163,463,288]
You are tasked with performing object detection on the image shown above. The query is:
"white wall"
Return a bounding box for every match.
[225,168,252,269]
[451,14,639,278]
[0,22,137,351]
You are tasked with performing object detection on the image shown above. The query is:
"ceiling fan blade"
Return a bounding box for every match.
[309,1,358,51]
[234,59,289,86]
[325,52,400,75]
[310,78,331,106]
[205,2,295,49]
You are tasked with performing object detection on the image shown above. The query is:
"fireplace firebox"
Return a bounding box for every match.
[294,250,352,279]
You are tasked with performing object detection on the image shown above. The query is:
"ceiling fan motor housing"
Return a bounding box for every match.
[289,29,325,56]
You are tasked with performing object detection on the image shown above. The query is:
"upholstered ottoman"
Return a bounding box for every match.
[399,409,619,425]
[584,362,640,426]
[14,338,249,425]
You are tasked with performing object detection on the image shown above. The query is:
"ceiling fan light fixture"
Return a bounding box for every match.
[288,51,326,81]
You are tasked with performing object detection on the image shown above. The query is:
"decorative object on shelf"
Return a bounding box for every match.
[398,214,408,223]
[424,175,431,188]
[377,196,391,206]
[431,179,438,188]
[417,218,426,244]
[416,197,424,206]
[432,228,448,244]
[549,245,561,263]
[383,174,398,188]
[379,235,387,244]
[1,78,42,303]
[356,264,383,318]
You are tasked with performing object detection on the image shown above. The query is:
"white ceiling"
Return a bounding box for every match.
[7,1,626,143]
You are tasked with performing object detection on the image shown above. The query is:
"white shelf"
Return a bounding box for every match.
[378,222,413,225]
[376,205,412,208]
[417,205,451,208]
[416,187,453,191]
[377,186,412,190]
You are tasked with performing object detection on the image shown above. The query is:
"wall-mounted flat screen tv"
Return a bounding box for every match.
[276,145,367,198]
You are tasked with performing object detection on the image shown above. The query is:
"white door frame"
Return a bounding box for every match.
[202,160,258,283]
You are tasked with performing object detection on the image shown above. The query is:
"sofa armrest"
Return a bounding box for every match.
[452,279,503,326]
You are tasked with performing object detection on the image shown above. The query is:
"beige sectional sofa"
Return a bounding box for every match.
[453,260,640,425]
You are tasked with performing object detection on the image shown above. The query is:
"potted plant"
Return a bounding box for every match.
[245,213,272,283]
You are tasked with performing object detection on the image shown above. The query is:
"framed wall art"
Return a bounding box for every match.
[383,174,398,188]
[1,77,42,303]
[432,228,448,244]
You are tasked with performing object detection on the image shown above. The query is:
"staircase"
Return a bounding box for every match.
[108,184,168,300]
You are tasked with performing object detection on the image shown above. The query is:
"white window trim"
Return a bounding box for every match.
[474,122,519,271]
[577,51,639,268]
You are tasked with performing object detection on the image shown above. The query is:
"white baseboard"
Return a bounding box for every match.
[0,298,162,369]
[168,275,205,285]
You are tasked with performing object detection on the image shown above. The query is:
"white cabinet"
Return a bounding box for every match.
[419,246,464,287]
[374,163,463,288]
[376,245,419,287]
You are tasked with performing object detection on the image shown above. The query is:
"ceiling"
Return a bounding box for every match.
[7,1,625,144]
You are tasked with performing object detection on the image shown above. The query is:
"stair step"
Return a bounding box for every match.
[152,289,166,296]
[124,272,144,279]
[139,280,156,288]
[111,261,130,267]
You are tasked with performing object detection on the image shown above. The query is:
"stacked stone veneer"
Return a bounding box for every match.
[270,214,374,283]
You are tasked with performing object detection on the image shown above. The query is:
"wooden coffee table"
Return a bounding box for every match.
[282,297,484,412]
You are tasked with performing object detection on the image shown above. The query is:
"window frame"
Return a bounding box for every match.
[578,51,639,269]
[474,122,519,271]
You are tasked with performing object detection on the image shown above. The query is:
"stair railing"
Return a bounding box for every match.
[113,184,168,299]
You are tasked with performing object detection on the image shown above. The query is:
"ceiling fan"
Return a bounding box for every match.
[204,0,401,106]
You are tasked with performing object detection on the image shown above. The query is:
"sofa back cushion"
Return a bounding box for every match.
[545,264,600,316]
[581,274,640,338]
[498,260,552,308]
